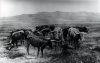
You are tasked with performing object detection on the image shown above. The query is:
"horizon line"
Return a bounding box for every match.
[0,11,100,18]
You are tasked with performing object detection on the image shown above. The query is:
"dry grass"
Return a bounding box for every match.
[0,24,100,63]
[6,50,25,59]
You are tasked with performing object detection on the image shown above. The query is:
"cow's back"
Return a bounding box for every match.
[68,27,80,37]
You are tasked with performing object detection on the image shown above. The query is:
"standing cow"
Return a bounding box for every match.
[75,26,88,41]
[7,29,30,50]
[25,30,53,57]
[68,27,81,49]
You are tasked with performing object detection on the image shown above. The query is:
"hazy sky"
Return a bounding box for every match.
[0,0,100,17]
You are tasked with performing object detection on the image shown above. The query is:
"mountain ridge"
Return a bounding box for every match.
[0,11,100,29]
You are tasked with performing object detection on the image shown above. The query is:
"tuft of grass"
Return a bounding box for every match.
[7,51,25,59]
[44,49,97,63]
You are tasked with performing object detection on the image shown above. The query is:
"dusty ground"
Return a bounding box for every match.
[0,28,100,63]
[0,41,53,63]
[0,33,98,63]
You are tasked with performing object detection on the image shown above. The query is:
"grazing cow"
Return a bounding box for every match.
[7,30,25,50]
[68,27,81,49]
[74,26,88,41]
[7,29,31,50]
[49,27,64,49]
[26,31,53,57]
[75,26,88,33]
[53,27,63,40]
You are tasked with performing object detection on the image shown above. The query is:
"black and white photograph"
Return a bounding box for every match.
[0,0,100,63]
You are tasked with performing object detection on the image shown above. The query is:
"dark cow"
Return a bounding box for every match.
[68,27,81,49]
[33,28,51,37]
[49,25,55,31]
[35,25,49,31]
[26,31,53,57]
[34,25,55,38]
[74,26,88,33]
[7,30,25,50]
[35,25,55,32]
[43,25,50,29]
[35,25,43,31]
[74,26,88,41]
[7,29,31,50]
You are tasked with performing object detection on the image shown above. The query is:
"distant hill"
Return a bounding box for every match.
[0,11,100,29]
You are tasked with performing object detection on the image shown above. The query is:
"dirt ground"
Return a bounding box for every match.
[0,41,52,63]
[0,31,100,63]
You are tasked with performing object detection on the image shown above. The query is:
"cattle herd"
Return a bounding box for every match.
[5,24,88,57]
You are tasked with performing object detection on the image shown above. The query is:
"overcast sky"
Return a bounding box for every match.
[0,0,100,17]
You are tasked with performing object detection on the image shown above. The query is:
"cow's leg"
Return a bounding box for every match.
[57,42,60,50]
[77,34,81,49]
[54,43,57,51]
[41,44,47,57]
[59,41,62,51]
[20,40,22,45]
[72,38,76,49]
[68,36,71,46]
[37,47,40,57]
[23,40,25,45]
[74,38,79,49]
[15,41,18,48]
[20,40,24,45]
[41,44,46,57]
[76,40,80,49]
[41,48,44,57]
[26,43,30,55]
[74,39,77,49]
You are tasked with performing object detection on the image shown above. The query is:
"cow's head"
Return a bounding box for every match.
[5,42,14,51]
